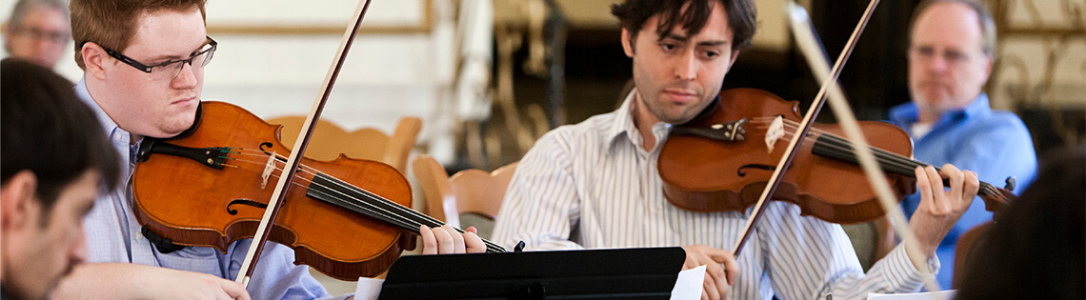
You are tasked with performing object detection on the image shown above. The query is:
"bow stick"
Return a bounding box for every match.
[235,0,375,286]
[788,2,943,294]
[730,0,943,295]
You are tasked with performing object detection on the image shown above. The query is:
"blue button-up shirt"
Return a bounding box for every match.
[889,94,1037,288]
[76,78,340,299]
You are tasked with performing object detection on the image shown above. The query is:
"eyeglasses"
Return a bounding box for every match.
[102,36,217,81]
[13,26,70,44]
[908,45,978,66]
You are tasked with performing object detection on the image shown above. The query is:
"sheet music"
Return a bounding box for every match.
[671,265,707,300]
[866,290,957,300]
[353,277,384,300]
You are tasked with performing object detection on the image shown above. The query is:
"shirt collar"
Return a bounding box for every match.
[77,77,134,147]
[604,88,672,154]
[889,93,991,127]
[605,89,639,145]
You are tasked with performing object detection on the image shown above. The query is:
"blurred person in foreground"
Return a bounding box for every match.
[1,58,121,300]
[955,144,1085,300]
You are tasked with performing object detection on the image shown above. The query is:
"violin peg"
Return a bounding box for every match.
[1004,176,1016,191]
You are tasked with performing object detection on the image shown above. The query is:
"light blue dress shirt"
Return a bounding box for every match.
[76,78,341,300]
[889,94,1037,288]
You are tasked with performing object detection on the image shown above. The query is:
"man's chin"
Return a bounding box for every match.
[659,112,698,125]
[154,120,197,138]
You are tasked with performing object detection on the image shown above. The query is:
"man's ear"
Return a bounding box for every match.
[727,49,741,69]
[621,28,634,58]
[981,54,994,82]
[82,42,109,80]
[2,21,13,49]
[1,171,39,231]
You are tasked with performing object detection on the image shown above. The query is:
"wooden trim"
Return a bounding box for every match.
[1002,28,1086,37]
[208,24,430,35]
[207,0,433,35]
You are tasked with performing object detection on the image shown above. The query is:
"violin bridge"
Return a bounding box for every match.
[765,116,785,153]
[261,151,276,189]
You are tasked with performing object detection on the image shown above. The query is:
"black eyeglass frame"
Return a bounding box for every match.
[101,36,217,74]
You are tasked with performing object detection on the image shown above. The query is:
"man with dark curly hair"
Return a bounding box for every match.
[1,58,120,300]
[494,1,981,299]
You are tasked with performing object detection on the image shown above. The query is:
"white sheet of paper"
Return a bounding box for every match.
[671,265,707,300]
[353,277,385,300]
[866,290,957,300]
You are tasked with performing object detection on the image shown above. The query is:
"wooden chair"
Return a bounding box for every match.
[842,216,897,271]
[270,116,422,174]
[411,155,518,237]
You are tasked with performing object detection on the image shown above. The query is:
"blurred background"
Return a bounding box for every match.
[4,0,1082,171]
[3,0,1083,294]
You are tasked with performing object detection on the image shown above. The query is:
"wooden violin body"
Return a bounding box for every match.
[132,101,414,280]
[658,88,917,224]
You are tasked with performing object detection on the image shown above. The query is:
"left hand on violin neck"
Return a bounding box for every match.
[905,164,980,259]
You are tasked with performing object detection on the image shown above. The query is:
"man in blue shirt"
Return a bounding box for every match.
[51,0,485,299]
[890,0,1038,288]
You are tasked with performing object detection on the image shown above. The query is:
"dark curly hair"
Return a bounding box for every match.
[611,0,757,52]
[1,58,121,212]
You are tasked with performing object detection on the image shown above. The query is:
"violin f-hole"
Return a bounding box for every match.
[227,199,270,215]
[737,164,776,177]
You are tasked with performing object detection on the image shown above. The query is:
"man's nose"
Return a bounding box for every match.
[172,62,199,88]
[70,232,88,265]
[927,53,949,73]
[674,51,698,81]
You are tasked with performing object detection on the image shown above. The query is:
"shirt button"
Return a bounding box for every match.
[136,234,144,240]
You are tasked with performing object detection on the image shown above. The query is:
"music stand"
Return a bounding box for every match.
[378,247,686,299]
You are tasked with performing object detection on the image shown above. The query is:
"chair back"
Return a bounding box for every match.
[412,155,518,227]
[271,116,421,174]
[449,161,518,219]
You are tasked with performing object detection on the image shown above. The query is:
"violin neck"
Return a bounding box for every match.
[810,134,1002,197]
[307,173,507,253]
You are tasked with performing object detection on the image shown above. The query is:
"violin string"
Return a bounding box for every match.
[783,126,1000,197]
[748,118,1000,198]
[709,117,998,197]
[776,128,998,196]
[220,150,506,252]
[750,117,833,137]
[771,126,1000,198]
[229,150,321,174]
[228,156,427,227]
[297,170,506,253]
[758,118,942,173]
[279,160,506,252]
[217,155,426,229]
[744,121,1001,198]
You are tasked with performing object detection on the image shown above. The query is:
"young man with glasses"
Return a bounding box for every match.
[890,0,1037,288]
[54,0,484,298]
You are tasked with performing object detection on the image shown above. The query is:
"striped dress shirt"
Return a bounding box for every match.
[492,90,937,300]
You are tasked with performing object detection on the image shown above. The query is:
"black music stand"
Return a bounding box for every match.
[378,247,686,300]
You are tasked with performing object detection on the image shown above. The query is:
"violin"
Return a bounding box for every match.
[132,101,506,281]
[658,88,1017,224]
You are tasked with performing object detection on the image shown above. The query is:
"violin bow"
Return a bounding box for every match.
[729,0,943,294]
[787,2,944,294]
[235,0,375,287]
